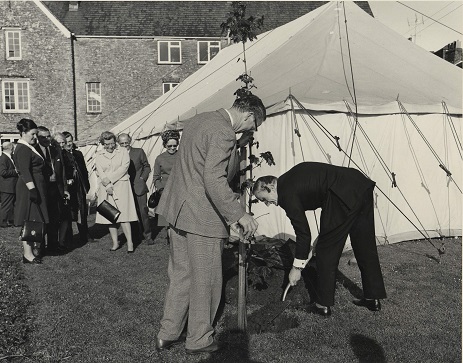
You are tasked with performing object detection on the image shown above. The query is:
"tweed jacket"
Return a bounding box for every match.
[0,153,18,194]
[157,109,245,238]
[128,147,151,196]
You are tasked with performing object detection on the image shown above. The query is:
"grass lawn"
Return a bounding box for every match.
[1,213,461,363]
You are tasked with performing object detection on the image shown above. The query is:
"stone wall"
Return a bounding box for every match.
[0,0,74,136]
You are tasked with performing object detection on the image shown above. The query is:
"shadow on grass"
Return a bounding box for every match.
[197,329,264,363]
[350,333,386,362]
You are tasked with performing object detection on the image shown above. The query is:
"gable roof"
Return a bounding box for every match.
[110,1,462,139]
[43,1,373,37]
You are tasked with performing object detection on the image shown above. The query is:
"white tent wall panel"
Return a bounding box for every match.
[250,111,462,249]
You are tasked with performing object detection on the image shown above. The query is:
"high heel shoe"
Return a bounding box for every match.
[23,256,42,264]
[110,245,121,252]
[127,250,134,254]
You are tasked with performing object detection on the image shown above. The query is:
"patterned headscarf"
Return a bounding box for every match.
[161,130,180,147]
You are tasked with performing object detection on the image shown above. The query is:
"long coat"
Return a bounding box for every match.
[152,151,178,190]
[157,109,244,238]
[13,141,49,225]
[94,147,138,224]
[0,153,18,194]
[128,147,150,196]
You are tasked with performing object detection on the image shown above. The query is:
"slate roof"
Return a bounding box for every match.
[43,1,373,37]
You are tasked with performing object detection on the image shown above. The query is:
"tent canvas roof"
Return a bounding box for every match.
[112,1,462,139]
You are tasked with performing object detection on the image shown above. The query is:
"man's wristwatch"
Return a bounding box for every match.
[293,266,304,271]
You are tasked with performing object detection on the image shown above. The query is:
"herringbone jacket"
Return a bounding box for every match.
[157,109,245,238]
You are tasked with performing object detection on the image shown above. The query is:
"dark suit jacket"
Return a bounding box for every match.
[277,162,375,260]
[34,144,67,197]
[72,148,90,193]
[157,109,244,238]
[128,147,150,196]
[0,153,18,193]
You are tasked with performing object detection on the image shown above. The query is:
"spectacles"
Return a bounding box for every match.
[166,145,178,148]
[104,143,116,147]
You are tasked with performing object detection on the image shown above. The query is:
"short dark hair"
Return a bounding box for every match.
[16,118,38,134]
[252,175,277,194]
[37,126,50,134]
[99,131,116,145]
[62,131,73,140]
[232,94,266,126]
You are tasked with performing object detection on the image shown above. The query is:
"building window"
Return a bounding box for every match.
[158,41,182,64]
[86,82,101,113]
[197,41,220,64]
[162,82,179,94]
[1,80,30,113]
[5,29,22,60]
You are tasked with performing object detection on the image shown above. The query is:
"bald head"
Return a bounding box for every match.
[2,142,14,154]
[117,133,132,150]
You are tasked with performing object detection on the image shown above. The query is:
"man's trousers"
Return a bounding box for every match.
[315,188,387,306]
[0,192,15,226]
[158,227,224,350]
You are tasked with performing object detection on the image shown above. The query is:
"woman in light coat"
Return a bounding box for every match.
[94,131,138,253]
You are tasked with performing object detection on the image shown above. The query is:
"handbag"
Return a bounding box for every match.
[20,201,45,244]
[97,194,121,224]
[148,188,163,209]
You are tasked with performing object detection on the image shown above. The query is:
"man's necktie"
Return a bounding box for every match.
[45,147,51,163]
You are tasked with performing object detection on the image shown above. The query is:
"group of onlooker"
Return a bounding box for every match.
[93,129,180,251]
[11,118,91,264]
[10,118,181,264]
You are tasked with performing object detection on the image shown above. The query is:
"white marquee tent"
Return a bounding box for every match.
[93,1,461,249]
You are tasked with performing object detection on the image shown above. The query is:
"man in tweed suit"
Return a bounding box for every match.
[155,94,266,354]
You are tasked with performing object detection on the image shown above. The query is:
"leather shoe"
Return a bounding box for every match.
[310,303,332,317]
[186,340,220,355]
[23,256,42,264]
[353,298,381,311]
[155,337,182,351]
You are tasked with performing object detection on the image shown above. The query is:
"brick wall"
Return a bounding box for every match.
[74,37,228,141]
[0,0,74,135]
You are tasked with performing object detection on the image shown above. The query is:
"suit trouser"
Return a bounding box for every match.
[158,226,224,349]
[0,192,15,224]
[132,193,150,239]
[315,188,387,306]
[76,202,89,242]
[46,182,61,248]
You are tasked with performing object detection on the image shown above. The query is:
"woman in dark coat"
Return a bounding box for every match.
[14,118,49,264]
[152,130,180,242]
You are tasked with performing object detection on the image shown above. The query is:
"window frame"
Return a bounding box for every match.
[157,40,182,64]
[4,29,22,60]
[86,82,102,114]
[162,82,179,94]
[197,40,221,64]
[1,79,30,113]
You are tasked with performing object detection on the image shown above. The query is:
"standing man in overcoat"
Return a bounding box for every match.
[117,133,152,242]
[155,94,266,354]
[35,126,68,252]
[63,131,92,243]
[0,142,18,227]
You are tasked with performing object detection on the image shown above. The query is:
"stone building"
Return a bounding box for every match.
[433,40,462,68]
